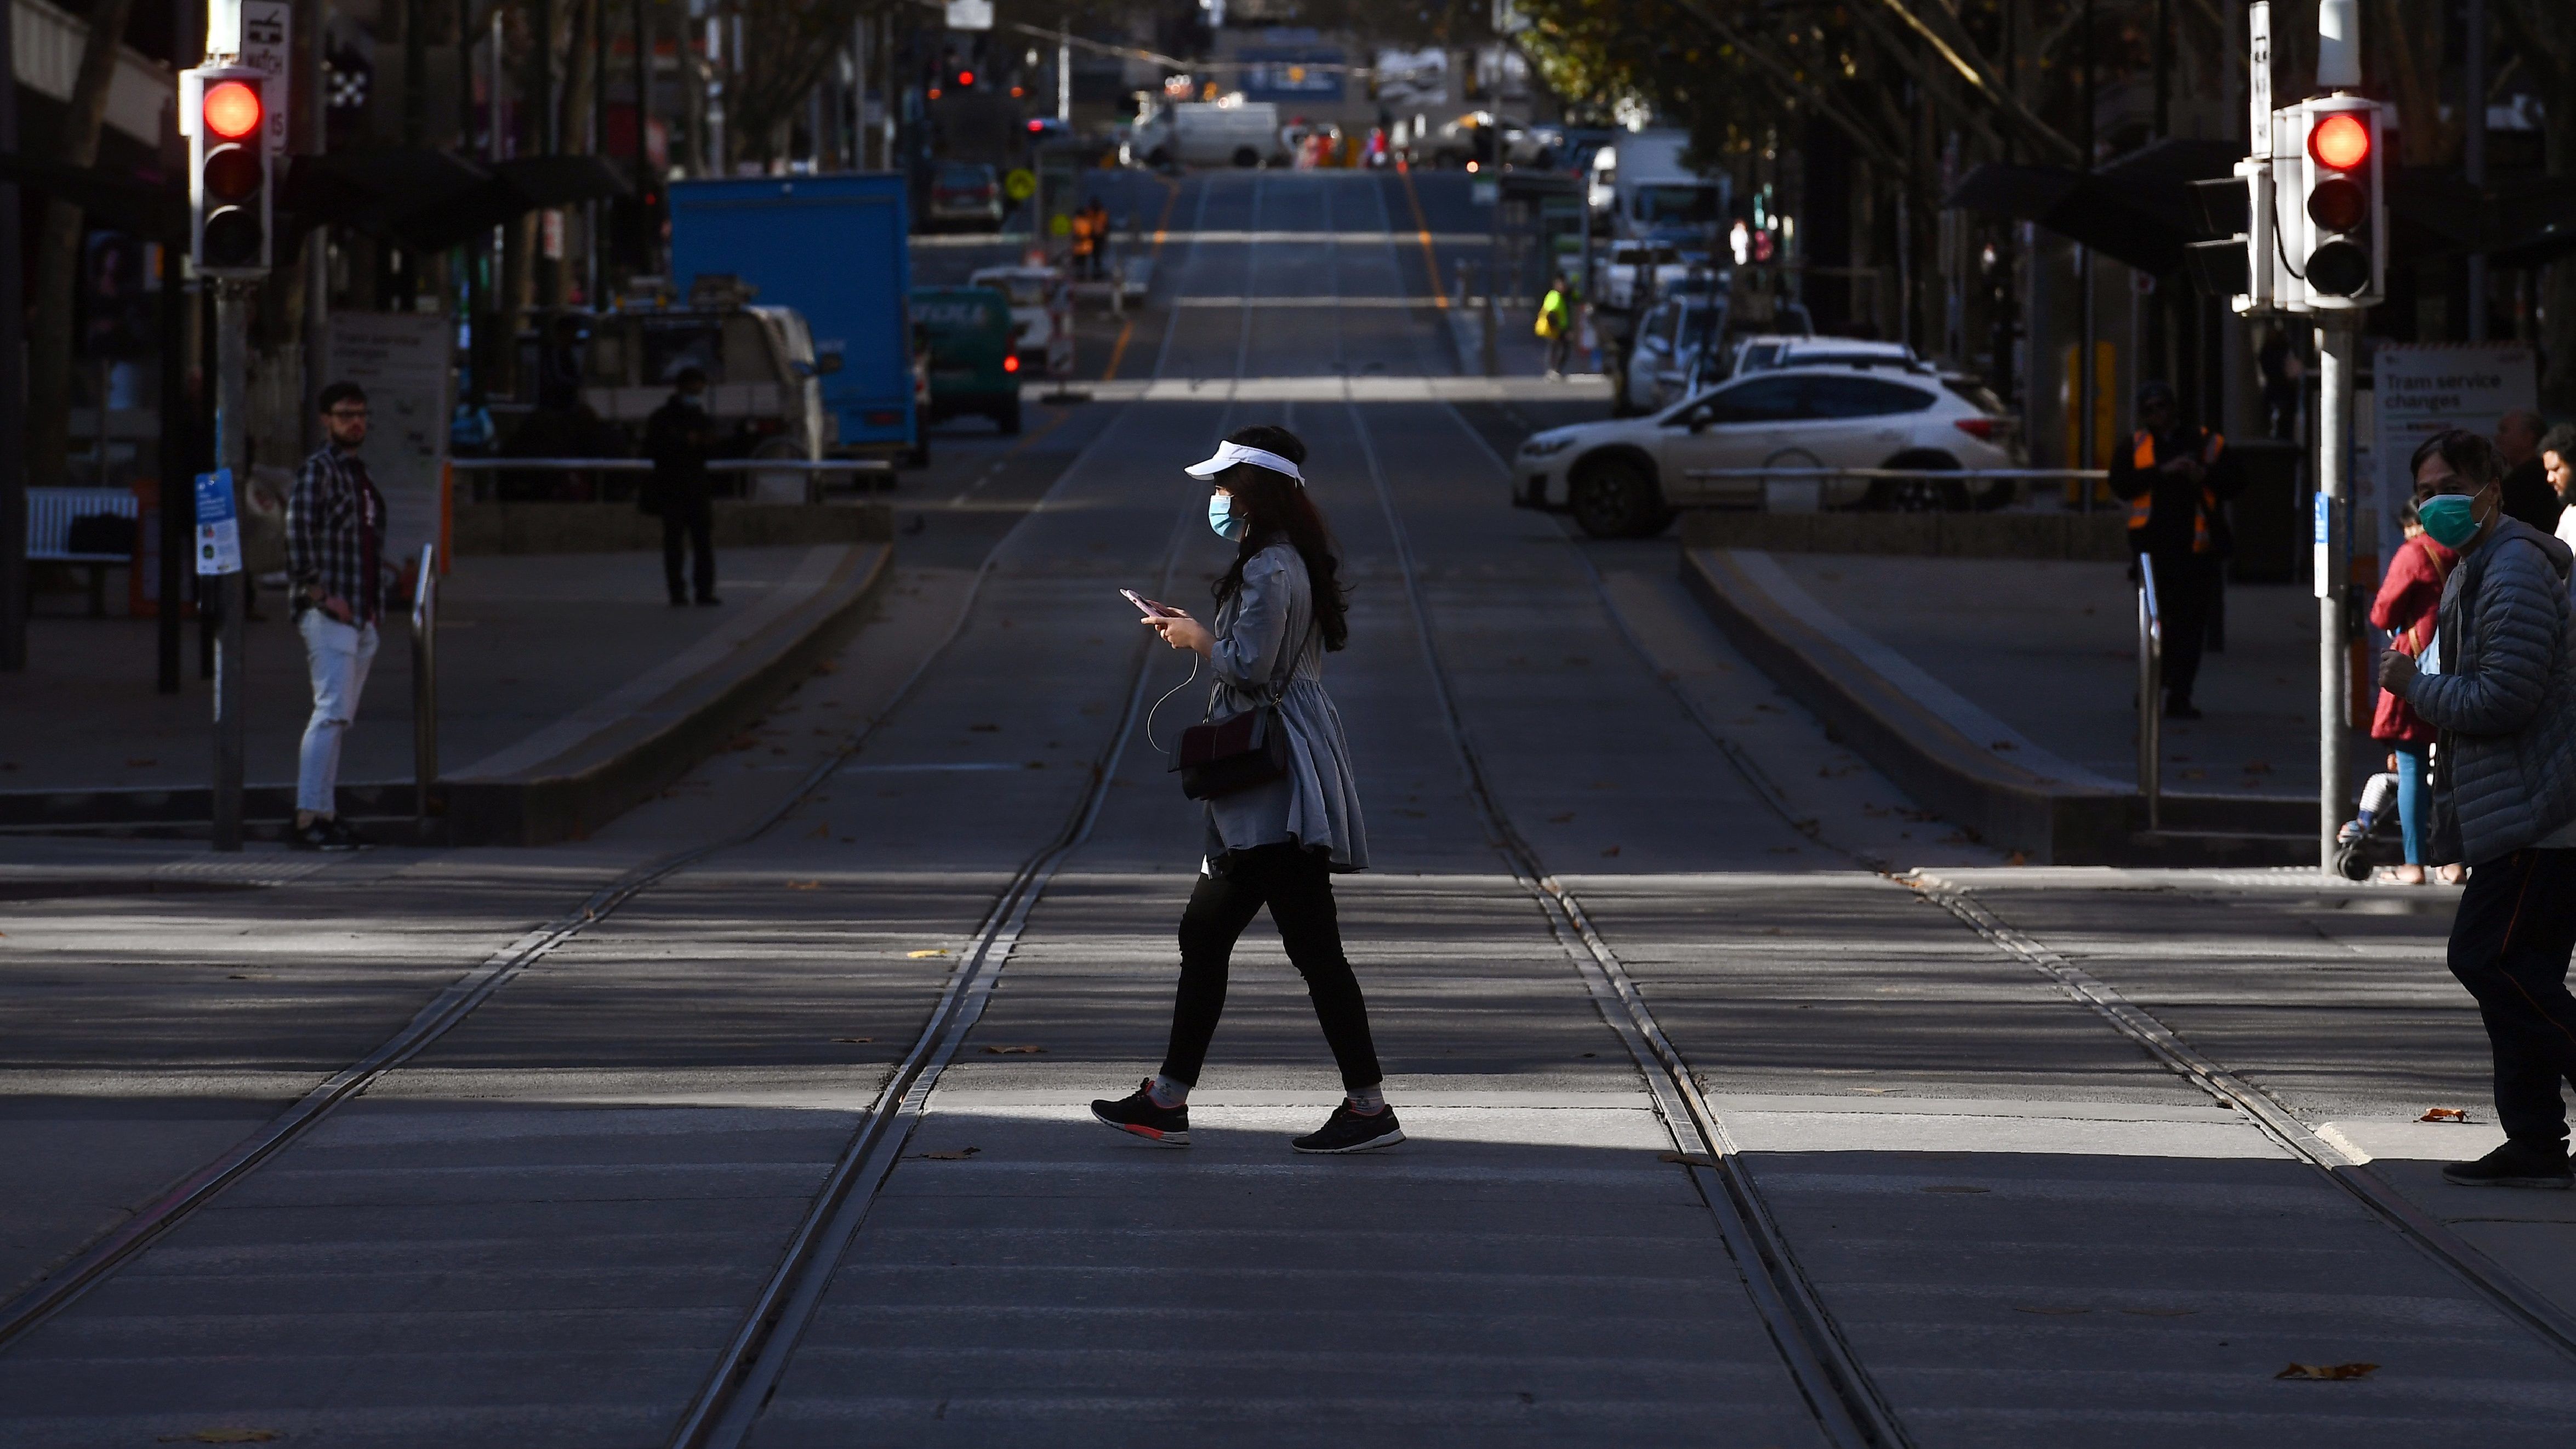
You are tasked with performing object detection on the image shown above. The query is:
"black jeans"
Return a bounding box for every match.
[662,503,715,601]
[1160,844,1383,1092]
[2447,848,2576,1145]
[2151,552,2219,702]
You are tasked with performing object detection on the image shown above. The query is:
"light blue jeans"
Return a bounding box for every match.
[2392,740,2431,866]
[297,611,379,815]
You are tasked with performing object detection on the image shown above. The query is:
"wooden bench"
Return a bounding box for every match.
[27,486,138,617]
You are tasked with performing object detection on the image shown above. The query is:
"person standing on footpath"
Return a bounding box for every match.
[285,382,389,852]
[643,367,721,607]
[2495,408,2564,535]
[2108,380,2247,719]
[2362,493,2458,885]
[2378,428,2576,1189]
[1091,426,1398,1155]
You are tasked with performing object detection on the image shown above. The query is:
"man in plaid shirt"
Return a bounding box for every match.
[286,381,389,850]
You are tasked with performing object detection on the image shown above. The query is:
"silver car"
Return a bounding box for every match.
[1512,363,2020,537]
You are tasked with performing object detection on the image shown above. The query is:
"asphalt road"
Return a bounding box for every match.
[1,170,2571,1447]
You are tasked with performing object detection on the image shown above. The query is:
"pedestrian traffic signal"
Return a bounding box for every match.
[183,66,272,277]
[2295,98,2381,308]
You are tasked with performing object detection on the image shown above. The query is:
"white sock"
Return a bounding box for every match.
[1147,1075,1189,1109]
[1347,1086,1386,1114]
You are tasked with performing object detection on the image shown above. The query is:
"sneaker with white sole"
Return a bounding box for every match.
[1091,1081,1189,1147]
[1292,1102,1404,1155]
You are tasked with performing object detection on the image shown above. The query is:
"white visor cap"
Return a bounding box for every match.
[1184,441,1303,485]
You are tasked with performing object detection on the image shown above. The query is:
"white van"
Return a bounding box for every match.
[1124,100,1286,170]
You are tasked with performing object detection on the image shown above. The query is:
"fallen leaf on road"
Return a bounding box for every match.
[969,723,1001,732]
[983,1044,1047,1055]
[1547,812,1575,823]
[2243,760,2275,773]
[830,1037,875,1044]
[2276,1362,2378,1380]
[1990,740,2018,752]
[914,1147,981,1161]
[806,822,831,839]
[159,1433,280,1445]
[1600,845,1622,857]
[2420,1107,2471,1122]
[2013,1306,2090,1315]
[1657,1151,1718,1167]
[1921,1185,1990,1195]
[907,949,950,958]
[787,880,820,890]
[2005,851,2030,866]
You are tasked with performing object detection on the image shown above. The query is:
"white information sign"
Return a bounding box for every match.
[194,468,242,575]
[236,0,291,153]
[2371,343,2537,562]
[943,0,994,30]
[327,312,452,569]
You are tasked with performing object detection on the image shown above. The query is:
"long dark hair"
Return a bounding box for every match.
[1209,424,1350,652]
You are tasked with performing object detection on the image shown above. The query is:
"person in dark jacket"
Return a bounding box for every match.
[2107,380,2247,718]
[2379,428,2576,1190]
[643,367,721,606]
[2495,408,2563,536]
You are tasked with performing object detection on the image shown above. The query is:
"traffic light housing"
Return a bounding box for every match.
[2293,97,2381,310]
[183,66,272,276]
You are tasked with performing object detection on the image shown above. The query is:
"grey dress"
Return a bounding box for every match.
[1199,543,1370,872]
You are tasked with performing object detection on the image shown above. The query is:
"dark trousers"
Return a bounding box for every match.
[662,504,714,601]
[2447,848,2576,1145]
[1545,332,1571,374]
[1160,843,1383,1092]
[2151,552,2220,702]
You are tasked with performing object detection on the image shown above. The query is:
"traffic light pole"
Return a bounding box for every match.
[210,280,252,851]
[2316,321,2356,872]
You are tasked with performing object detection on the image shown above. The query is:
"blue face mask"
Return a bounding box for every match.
[2418,492,2483,549]
[1209,493,1246,541]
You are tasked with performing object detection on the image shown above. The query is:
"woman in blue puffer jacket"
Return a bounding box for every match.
[2379,428,2576,1191]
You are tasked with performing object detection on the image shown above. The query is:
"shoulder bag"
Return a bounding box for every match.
[1171,620,1312,801]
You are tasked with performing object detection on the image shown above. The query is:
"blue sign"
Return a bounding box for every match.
[194,468,237,525]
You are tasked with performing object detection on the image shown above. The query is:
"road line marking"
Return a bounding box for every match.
[1395,161,1450,312]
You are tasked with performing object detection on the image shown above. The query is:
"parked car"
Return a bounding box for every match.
[1511,363,2018,537]
[966,264,1067,362]
[1594,242,1689,311]
[1621,297,1725,415]
[1730,336,1914,377]
[928,161,1006,231]
[910,285,1023,434]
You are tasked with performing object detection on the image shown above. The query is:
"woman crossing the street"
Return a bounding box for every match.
[1090,425,1399,1155]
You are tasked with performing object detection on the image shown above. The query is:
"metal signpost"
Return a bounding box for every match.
[194,466,246,849]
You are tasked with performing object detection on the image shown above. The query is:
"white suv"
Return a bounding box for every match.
[1512,363,2018,537]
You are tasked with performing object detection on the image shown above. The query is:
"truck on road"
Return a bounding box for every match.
[1587,129,1726,243]
[668,173,917,459]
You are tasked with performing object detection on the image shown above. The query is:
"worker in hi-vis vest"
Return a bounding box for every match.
[2107,379,2248,721]
[1536,275,1574,380]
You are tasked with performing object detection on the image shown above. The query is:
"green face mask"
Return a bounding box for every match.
[2418,492,2483,549]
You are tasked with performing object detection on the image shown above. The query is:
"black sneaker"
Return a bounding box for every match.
[2164,696,2203,720]
[1091,1081,1189,1147]
[2442,1139,2574,1189]
[1292,1102,1404,1155]
[321,817,372,850]
[288,819,357,852]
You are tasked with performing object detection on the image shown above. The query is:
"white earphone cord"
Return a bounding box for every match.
[1144,654,1202,755]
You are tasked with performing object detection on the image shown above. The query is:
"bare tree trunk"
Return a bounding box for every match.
[27,0,141,488]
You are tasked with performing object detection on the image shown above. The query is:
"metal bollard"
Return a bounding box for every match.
[2137,554,2163,832]
[410,542,439,843]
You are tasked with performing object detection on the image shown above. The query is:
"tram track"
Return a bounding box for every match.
[1421,313,2576,1380]
[0,194,1217,1362]
[665,175,1270,1449]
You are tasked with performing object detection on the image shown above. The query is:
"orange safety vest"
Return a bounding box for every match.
[2127,428,2226,553]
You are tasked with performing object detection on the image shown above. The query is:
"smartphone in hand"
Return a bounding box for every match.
[1121,589,1172,618]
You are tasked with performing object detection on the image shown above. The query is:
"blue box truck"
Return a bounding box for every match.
[668,174,916,457]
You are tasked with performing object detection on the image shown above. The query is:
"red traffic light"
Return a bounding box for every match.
[957,70,974,87]
[1027,119,1044,133]
[204,79,263,140]
[2309,112,2369,171]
